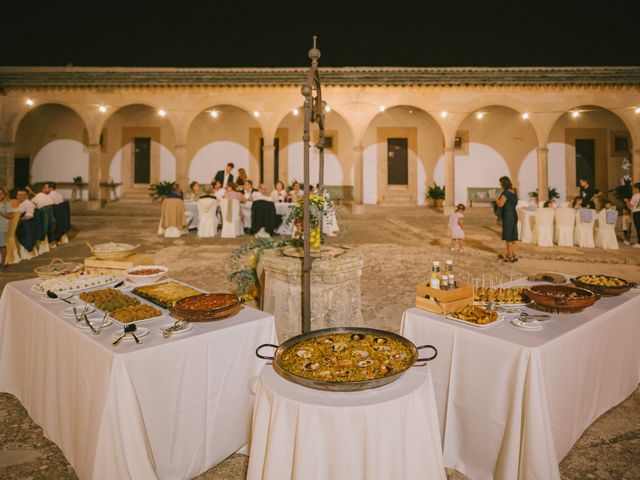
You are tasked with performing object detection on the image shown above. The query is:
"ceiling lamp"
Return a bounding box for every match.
[379,105,386,112]
[440,111,448,118]
[521,112,529,120]
[98,105,107,113]
[635,107,640,114]
[25,98,34,106]
[571,110,580,118]
[158,109,167,117]
[292,108,299,116]
[253,111,260,118]
[475,112,484,120]
[209,110,219,118]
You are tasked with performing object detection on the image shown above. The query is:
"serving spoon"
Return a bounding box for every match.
[47,290,74,304]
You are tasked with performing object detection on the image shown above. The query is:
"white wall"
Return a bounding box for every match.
[159,143,176,182]
[363,145,377,204]
[31,139,89,200]
[188,141,250,183]
[286,141,343,186]
[518,144,567,202]
[109,149,122,197]
[434,143,511,204]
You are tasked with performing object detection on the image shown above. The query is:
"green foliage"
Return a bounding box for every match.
[609,178,632,203]
[528,186,559,200]
[149,181,176,201]
[427,182,445,200]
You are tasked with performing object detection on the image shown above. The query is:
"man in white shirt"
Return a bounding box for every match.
[16,190,35,220]
[253,183,273,202]
[46,182,64,205]
[31,185,54,208]
[242,180,257,202]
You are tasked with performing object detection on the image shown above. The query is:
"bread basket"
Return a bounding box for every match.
[86,242,139,260]
[34,258,84,280]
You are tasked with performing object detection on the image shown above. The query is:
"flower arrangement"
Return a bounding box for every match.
[283,190,335,249]
[227,237,297,307]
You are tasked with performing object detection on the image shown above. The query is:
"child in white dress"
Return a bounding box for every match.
[448,204,466,251]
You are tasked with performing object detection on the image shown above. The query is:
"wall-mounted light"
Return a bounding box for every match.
[571,110,580,118]
[379,105,386,112]
[324,105,331,113]
[292,108,299,116]
[440,111,448,118]
[25,98,34,106]
[521,112,529,120]
[158,109,166,117]
[209,110,219,118]
[635,107,640,114]
[475,112,484,120]
[252,111,260,118]
[98,105,107,113]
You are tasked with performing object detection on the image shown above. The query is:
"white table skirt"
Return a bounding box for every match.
[184,201,198,229]
[401,277,640,480]
[518,207,536,243]
[247,367,446,480]
[0,279,277,480]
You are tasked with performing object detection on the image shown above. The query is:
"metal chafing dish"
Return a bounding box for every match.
[256,327,437,392]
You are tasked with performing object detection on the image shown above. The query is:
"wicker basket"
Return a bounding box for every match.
[86,242,139,260]
[34,258,84,280]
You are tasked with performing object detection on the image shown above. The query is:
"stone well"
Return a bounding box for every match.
[259,247,364,340]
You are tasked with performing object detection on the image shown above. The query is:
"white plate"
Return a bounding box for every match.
[31,278,121,296]
[61,305,96,317]
[76,316,113,330]
[511,318,543,330]
[39,293,74,303]
[111,327,150,342]
[157,321,193,336]
[445,313,504,328]
[109,313,169,327]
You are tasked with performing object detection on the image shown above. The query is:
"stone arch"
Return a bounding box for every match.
[14,103,90,197]
[546,104,635,203]
[362,105,444,205]
[186,104,264,185]
[101,104,177,197]
[12,101,88,140]
[275,107,354,191]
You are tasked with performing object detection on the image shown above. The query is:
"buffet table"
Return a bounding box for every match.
[0,278,277,480]
[247,367,446,480]
[401,276,640,480]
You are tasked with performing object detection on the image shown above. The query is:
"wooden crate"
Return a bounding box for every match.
[415,295,473,315]
[416,282,473,303]
[84,253,155,274]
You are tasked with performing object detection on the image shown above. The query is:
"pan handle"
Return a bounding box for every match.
[414,344,438,366]
[256,343,279,360]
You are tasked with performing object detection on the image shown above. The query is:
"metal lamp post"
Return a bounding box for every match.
[301,36,326,333]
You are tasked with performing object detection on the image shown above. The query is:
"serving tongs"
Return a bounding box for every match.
[112,324,141,346]
[47,290,74,304]
[162,320,187,339]
[73,305,110,335]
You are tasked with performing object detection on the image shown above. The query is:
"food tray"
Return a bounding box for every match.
[525,284,598,310]
[569,275,636,296]
[31,276,120,295]
[256,327,437,392]
[169,293,244,322]
[445,313,504,328]
[130,279,205,308]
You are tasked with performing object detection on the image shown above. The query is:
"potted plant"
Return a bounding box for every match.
[528,186,560,201]
[427,182,445,207]
[609,178,632,204]
[149,181,176,202]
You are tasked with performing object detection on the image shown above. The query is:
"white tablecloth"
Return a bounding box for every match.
[247,367,446,480]
[401,277,640,480]
[0,279,277,480]
[184,200,198,229]
[517,207,536,243]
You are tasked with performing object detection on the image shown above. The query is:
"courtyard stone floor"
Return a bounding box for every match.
[1,202,639,479]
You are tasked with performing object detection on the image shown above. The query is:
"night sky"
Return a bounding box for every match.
[2,2,637,67]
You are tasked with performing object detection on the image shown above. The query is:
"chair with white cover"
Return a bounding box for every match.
[196,197,218,238]
[554,207,575,247]
[532,208,555,247]
[220,198,243,238]
[158,198,187,238]
[574,209,596,248]
[517,208,534,243]
[595,209,619,250]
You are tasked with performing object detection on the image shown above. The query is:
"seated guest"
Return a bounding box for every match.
[16,189,35,221]
[32,184,56,243]
[31,184,54,209]
[224,183,243,201]
[571,196,583,209]
[186,181,201,201]
[200,184,216,198]
[242,180,257,202]
[542,200,554,208]
[167,183,184,200]
[289,182,304,201]
[213,162,234,188]
[271,181,287,202]
[213,180,225,201]
[236,168,248,187]
[253,183,273,202]
[0,187,14,269]
[46,182,64,205]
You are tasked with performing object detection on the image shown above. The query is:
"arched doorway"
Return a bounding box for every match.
[439,105,537,205]
[363,106,443,205]
[186,105,262,186]
[14,103,89,199]
[547,105,633,204]
[101,104,176,199]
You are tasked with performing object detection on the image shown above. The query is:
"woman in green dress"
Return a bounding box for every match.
[495,176,519,262]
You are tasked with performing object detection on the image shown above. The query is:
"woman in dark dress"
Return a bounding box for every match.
[495,176,519,262]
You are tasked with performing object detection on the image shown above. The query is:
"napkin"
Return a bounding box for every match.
[580,208,593,223]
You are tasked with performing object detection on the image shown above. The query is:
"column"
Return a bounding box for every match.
[351,145,365,214]
[262,144,275,191]
[536,147,549,203]
[632,149,640,184]
[0,142,15,190]
[87,143,102,208]
[174,144,188,190]
[444,146,455,212]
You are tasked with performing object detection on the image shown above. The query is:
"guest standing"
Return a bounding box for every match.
[448,203,465,252]
[0,187,14,269]
[578,178,601,209]
[495,176,519,262]
[236,168,248,187]
[624,183,640,248]
[213,163,234,188]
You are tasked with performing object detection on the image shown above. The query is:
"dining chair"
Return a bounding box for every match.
[554,208,575,247]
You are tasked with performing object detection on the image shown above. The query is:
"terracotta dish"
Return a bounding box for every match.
[525,284,598,311]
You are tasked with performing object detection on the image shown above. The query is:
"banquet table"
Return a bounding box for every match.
[0,279,277,480]
[247,367,446,480]
[401,276,640,480]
